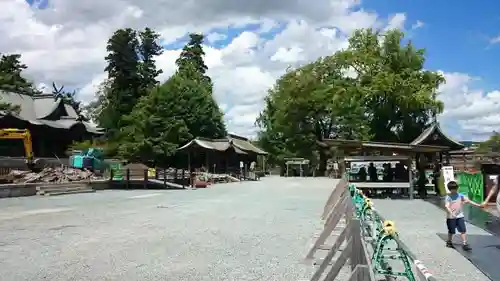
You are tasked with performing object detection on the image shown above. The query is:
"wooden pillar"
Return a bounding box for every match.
[407,158,414,199]
[205,151,209,171]
[225,153,228,174]
[263,156,266,174]
[462,152,466,171]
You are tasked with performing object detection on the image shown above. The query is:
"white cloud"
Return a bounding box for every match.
[4,0,477,140]
[206,32,227,44]
[384,13,406,31]
[437,72,500,139]
[411,20,424,30]
[490,35,500,45]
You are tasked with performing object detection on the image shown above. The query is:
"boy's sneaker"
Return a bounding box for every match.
[446,241,453,248]
[462,243,472,251]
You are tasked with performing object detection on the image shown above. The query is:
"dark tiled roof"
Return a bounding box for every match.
[178,135,268,155]
[0,91,102,134]
[318,139,450,153]
[410,122,464,150]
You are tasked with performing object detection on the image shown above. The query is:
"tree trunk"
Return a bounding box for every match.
[318,148,328,177]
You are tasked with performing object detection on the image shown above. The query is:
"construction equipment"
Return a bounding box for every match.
[0,128,43,171]
[69,147,106,173]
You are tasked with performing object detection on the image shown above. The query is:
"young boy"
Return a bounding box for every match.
[444,181,481,251]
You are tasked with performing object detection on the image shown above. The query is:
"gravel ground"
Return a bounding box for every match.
[0,176,343,281]
[372,199,491,281]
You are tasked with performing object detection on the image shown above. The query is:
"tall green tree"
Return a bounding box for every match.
[0,53,41,114]
[99,27,164,140]
[257,57,370,169]
[118,73,193,165]
[175,33,226,138]
[257,28,445,170]
[101,28,141,138]
[336,29,444,142]
[118,34,227,164]
[176,33,208,76]
[138,27,164,91]
[0,53,41,96]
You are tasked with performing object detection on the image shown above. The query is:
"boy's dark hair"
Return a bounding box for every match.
[447,181,459,190]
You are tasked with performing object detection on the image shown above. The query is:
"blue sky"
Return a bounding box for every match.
[365,0,500,90]
[21,0,500,140]
[28,0,500,91]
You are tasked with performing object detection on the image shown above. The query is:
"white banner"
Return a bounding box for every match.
[442,166,455,194]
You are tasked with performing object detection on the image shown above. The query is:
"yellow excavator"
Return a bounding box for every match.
[0,128,43,171]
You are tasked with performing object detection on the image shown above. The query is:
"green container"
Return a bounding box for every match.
[109,163,124,180]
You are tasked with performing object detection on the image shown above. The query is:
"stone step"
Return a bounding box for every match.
[41,189,96,196]
[37,185,93,195]
[37,184,89,192]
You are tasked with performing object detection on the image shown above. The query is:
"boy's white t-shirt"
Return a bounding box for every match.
[444,193,465,219]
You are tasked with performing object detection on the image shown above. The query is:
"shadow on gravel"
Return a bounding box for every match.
[437,233,499,280]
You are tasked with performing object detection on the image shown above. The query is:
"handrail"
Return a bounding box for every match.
[302,179,437,281]
[303,180,375,281]
[349,183,437,281]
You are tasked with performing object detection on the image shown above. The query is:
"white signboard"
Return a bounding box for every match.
[240,161,244,168]
[442,166,455,193]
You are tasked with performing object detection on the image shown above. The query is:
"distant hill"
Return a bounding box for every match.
[460,141,481,148]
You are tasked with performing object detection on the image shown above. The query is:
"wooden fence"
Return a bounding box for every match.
[302,179,437,281]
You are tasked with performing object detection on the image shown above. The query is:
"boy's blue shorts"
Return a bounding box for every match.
[446,217,466,234]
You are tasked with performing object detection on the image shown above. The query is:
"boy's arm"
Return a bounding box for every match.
[463,195,482,207]
[482,184,498,206]
[444,197,453,214]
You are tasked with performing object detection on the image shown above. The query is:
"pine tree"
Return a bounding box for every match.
[175,33,226,139]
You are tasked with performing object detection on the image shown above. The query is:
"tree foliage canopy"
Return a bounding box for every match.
[336,29,444,143]
[0,53,41,96]
[257,57,370,165]
[0,53,42,114]
[257,29,445,167]
[116,32,226,164]
[99,28,163,139]
[118,76,192,164]
[476,132,500,154]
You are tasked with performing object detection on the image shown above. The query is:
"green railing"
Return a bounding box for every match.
[456,172,483,203]
[349,184,436,281]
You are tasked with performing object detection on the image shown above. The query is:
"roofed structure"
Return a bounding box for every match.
[317,139,450,154]
[178,134,267,155]
[0,91,102,134]
[319,122,463,154]
[177,134,267,174]
[410,122,464,151]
